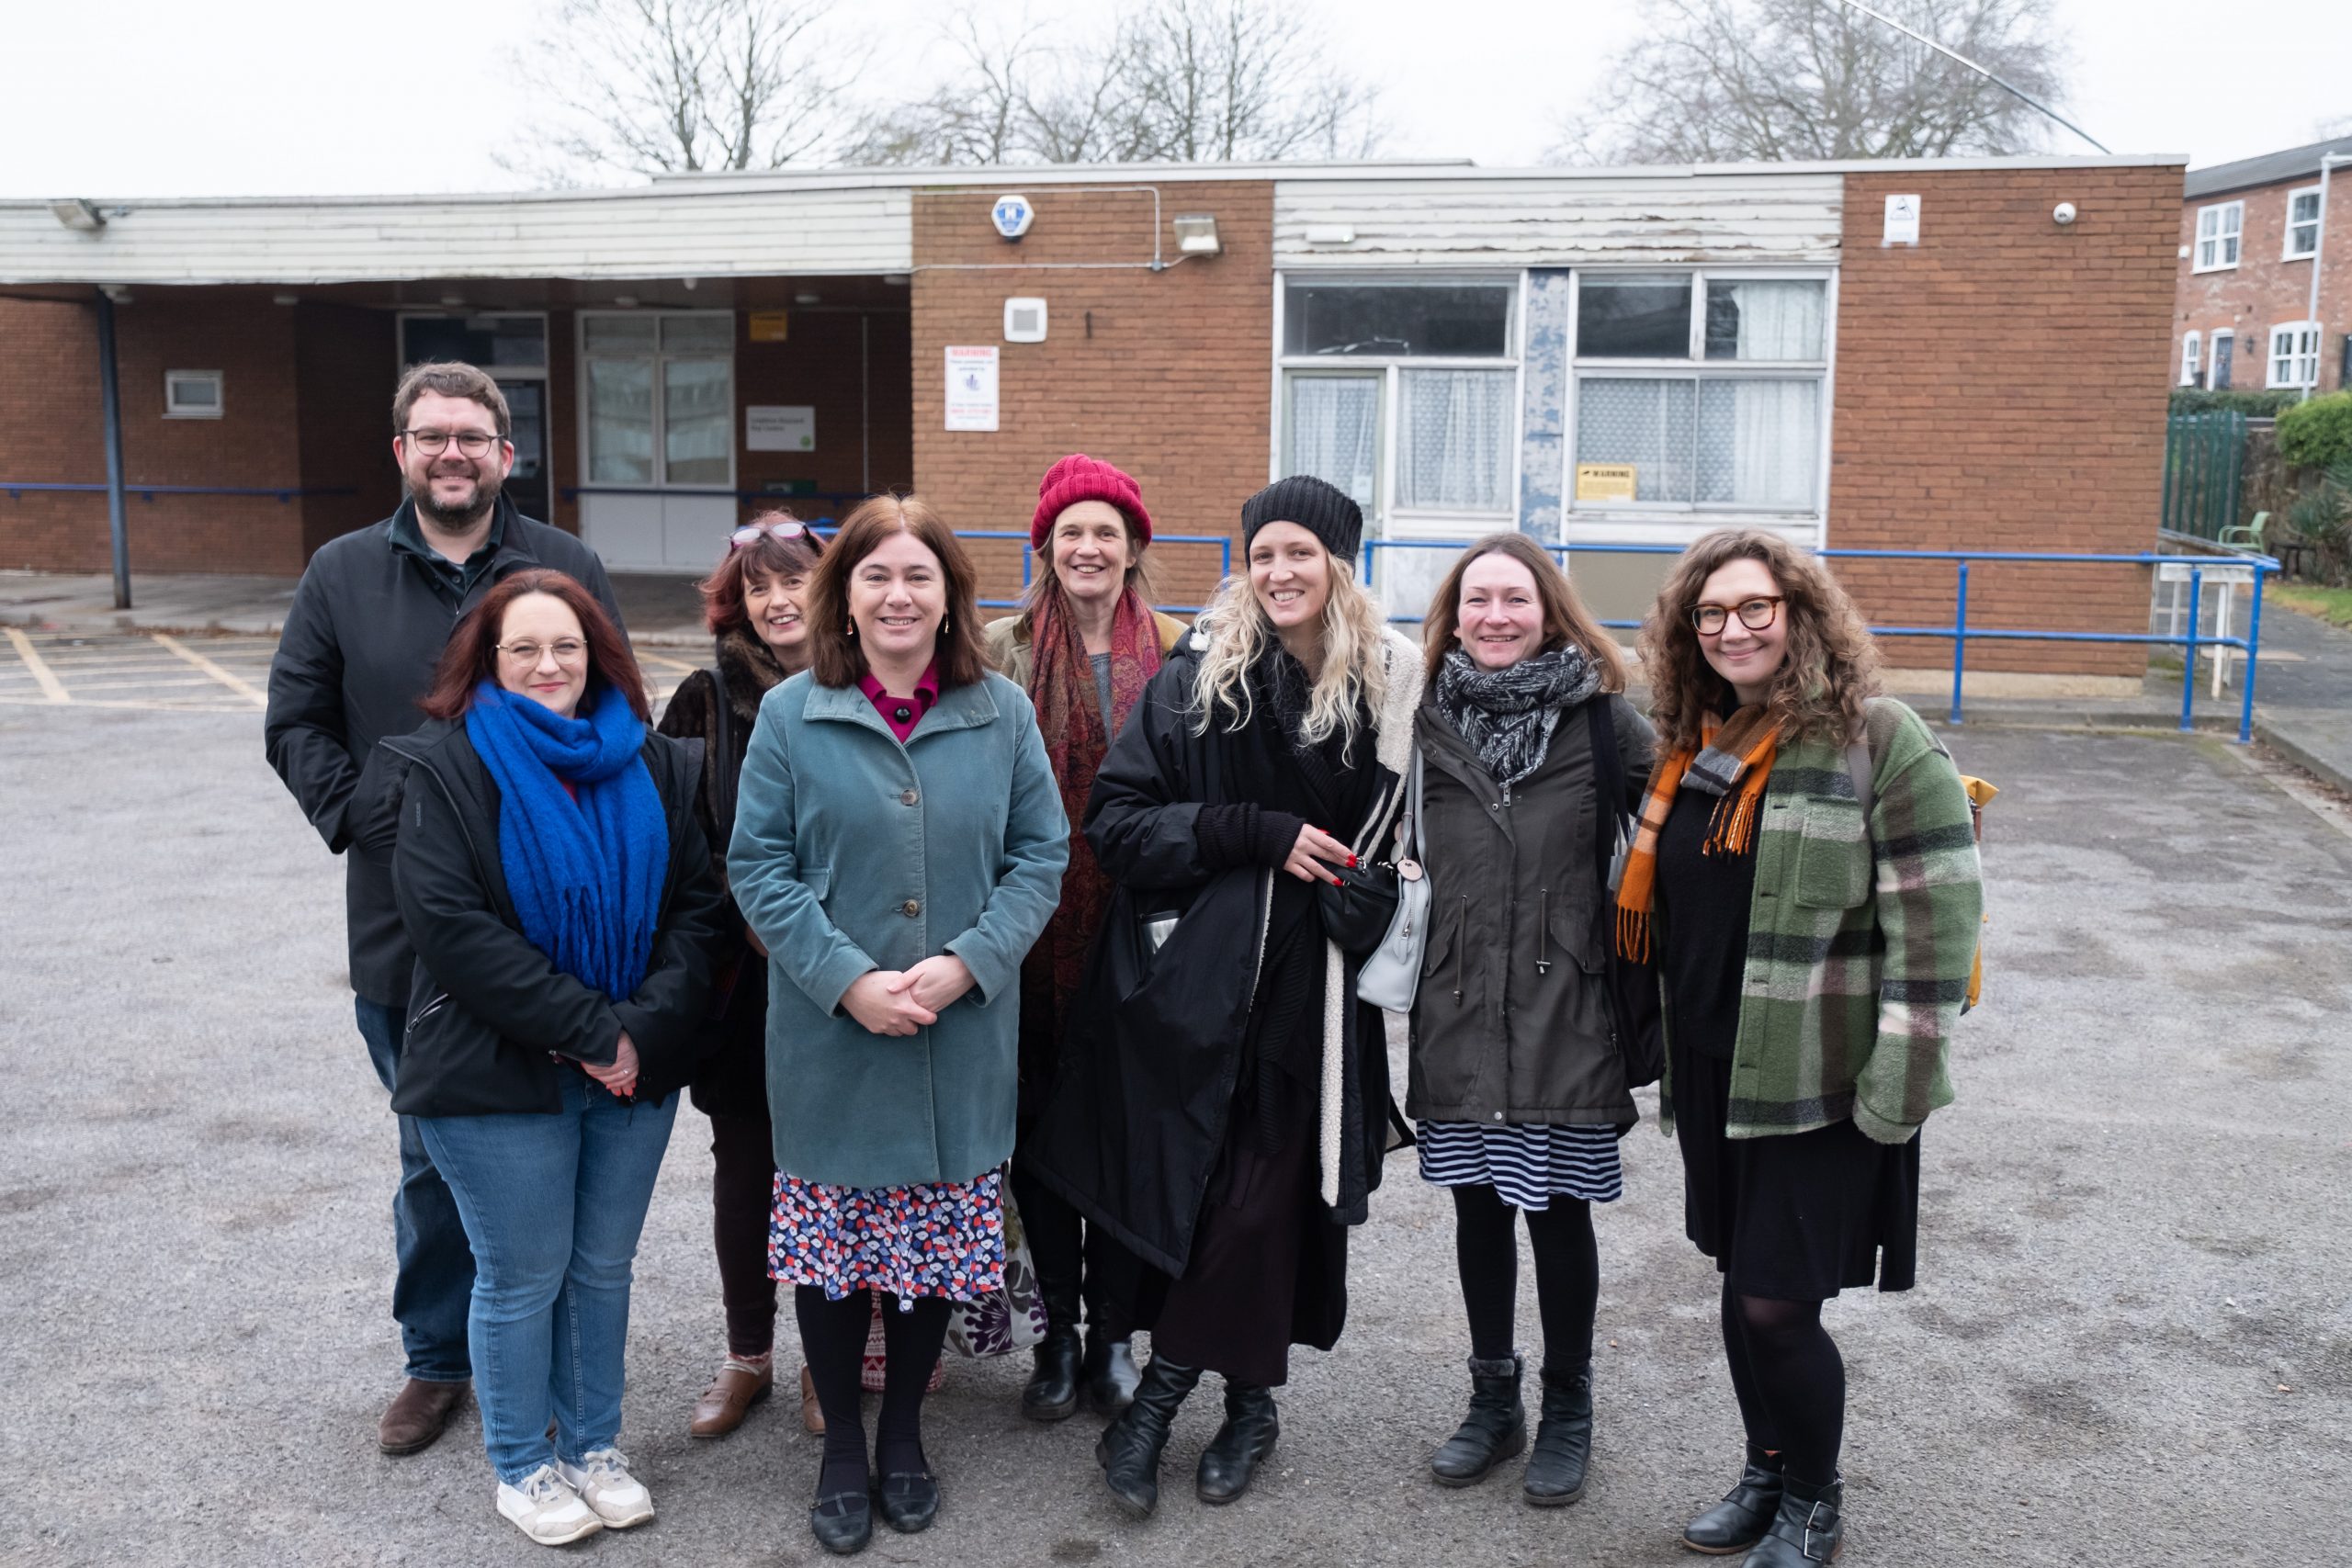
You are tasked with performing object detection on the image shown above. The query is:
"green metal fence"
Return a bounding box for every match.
[2162,410,2246,541]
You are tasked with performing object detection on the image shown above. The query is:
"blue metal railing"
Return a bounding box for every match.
[797,525,1233,615]
[1359,539,2280,745]
[2,480,358,504]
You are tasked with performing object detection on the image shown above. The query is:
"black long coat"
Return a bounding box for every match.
[1024,630,1424,1338]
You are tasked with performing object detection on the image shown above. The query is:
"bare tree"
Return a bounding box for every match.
[1556,0,2071,164]
[503,0,859,182]
[847,0,1385,168]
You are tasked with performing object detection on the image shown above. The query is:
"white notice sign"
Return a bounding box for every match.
[1883,193,1921,247]
[944,345,1000,432]
[745,405,815,452]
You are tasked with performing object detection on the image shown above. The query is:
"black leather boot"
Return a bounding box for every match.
[1022,1278,1084,1421]
[1680,1444,1785,1554]
[1430,1353,1526,1487]
[1082,1331,1141,1415]
[1521,1359,1593,1506]
[1194,1381,1279,1505]
[1094,1357,1200,1519]
[1745,1473,1843,1565]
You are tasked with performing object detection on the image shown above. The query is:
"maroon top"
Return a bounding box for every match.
[857,660,941,742]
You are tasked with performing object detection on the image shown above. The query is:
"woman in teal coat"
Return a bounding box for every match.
[728,495,1068,1556]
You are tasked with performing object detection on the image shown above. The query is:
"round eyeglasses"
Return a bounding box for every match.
[1690,596,1784,636]
[403,429,501,457]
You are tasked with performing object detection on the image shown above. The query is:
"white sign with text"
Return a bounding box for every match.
[944,346,1000,432]
[745,405,815,452]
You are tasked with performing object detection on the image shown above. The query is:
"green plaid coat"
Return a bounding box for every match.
[1659,696,1983,1145]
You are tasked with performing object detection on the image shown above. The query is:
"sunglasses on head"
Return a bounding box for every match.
[729,519,824,553]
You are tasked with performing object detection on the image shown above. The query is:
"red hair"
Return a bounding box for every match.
[696,507,825,634]
[420,570,650,722]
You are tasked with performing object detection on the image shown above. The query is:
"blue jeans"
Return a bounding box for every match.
[418,1071,678,1485]
[354,998,474,1383]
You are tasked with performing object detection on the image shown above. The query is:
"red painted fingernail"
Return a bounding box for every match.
[1347,854,1358,867]
[1332,876,1345,886]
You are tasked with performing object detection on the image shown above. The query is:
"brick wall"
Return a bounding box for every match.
[0,297,107,573]
[736,306,916,516]
[2174,179,2352,392]
[910,183,1272,609]
[1829,166,2180,676]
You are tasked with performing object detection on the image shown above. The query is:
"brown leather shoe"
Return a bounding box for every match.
[689,1357,775,1438]
[800,1364,825,1435]
[379,1377,469,1455]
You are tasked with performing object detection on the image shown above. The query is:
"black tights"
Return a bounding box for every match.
[1450,1183,1599,1373]
[794,1287,951,1497]
[1721,1280,1845,1486]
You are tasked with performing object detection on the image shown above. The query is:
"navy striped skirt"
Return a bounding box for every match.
[1416,1119,1624,1210]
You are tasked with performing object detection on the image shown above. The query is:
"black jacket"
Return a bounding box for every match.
[262,496,624,1006]
[365,716,723,1118]
[1407,691,1656,1127]
[1026,628,1423,1304]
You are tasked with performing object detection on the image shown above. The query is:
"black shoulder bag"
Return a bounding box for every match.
[1585,697,1665,1090]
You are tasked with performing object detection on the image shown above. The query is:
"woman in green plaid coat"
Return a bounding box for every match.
[1621,530,1983,1568]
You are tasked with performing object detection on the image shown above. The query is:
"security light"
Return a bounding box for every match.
[1173,214,1221,255]
[50,197,105,232]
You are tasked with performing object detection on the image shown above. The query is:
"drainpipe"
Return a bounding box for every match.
[94,287,131,609]
[2302,153,2347,400]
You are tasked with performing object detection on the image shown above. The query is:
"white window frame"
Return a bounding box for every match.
[2193,201,2244,272]
[2179,332,2201,388]
[1270,272,1525,541]
[163,369,224,420]
[2207,330,2233,390]
[2268,321,2321,389]
[574,309,736,492]
[1561,267,1838,545]
[2284,185,2324,261]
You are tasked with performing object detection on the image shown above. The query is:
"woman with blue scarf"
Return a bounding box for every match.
[378,569,724,1549]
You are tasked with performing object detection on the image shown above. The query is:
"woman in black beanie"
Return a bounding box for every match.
[1027,475,1425,1520]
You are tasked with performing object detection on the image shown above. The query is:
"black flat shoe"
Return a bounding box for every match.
[1681,1445,1785,1554]
[809,1487,872,1556]
[875,1469,941,1534]
[1195,1382,1279,1505]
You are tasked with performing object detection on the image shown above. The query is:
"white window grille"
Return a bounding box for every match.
[2284,187,2323,260]
[2194,202,2244,272]
[2180,332,2201,388]
[578,311,734,489]
[2268,321,2321,389]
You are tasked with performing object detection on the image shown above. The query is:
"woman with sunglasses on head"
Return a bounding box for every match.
[368,569,724,1547]
[656,510,829,1439]
[1028,475,1424,1521]
[1406,534,1655,1509]
[982,456,1186,1422]
[729,496,1068,1555]
[1623,530,1981,1566]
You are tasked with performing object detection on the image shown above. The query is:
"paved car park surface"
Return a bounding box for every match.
[3,691,2346,1566]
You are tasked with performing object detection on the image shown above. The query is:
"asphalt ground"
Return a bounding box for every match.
[3,690,2347,1567]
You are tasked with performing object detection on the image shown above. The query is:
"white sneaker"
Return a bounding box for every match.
[557,1447,656,1529]
[496,1464,604,1546]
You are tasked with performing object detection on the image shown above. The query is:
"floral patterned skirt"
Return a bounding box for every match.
[767,1168,1007,1306]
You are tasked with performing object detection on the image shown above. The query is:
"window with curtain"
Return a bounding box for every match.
[581,311,735,488]
[1398,369,1514,511]
[1569,272,1829,516]
[1283,375,1383,514]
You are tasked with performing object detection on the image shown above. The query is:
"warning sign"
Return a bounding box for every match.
[1575,464,1637,502]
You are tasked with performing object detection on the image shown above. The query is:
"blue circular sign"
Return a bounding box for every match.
[991,193,1035,241]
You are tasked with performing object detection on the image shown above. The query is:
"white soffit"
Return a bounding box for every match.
[1272,172,1845,267]
[0,185,913,286]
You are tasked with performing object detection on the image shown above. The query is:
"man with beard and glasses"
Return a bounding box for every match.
[265,360,626,1457]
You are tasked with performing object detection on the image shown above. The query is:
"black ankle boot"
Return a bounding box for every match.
[1022,1278,1084,1421]
[1430,1353,1525,1487]
[1082,1331,1141,1414]
[1094,1357,1200,1519]
[1680,1444,1785,1554]
[1746,1473,1842,1565]
[1195,1382,1279,1505]
[1521,1359,1593,1506]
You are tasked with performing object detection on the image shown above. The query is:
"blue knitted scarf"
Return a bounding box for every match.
[466,680,669,1001]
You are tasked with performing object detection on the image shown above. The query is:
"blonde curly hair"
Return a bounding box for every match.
[1190,551,1389,755]
[1638,529,1880,755]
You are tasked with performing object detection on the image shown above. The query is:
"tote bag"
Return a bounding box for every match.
[1356,749,1430,1013]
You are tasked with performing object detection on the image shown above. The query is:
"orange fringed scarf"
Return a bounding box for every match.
[1614,705,1782,962]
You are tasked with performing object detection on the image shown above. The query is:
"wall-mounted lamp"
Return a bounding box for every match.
[50,197,105,232]
[613,294,640,309]
[1173,213,1221,255]
[273,293,300,307]
[795,291,822,305]
[439,294,466,308]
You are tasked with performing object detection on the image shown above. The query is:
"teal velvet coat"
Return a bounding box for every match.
[727,670,1069,1189]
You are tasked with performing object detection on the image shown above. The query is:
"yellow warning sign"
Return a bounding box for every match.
[749,311,789,343]
[1575,463,1636,502]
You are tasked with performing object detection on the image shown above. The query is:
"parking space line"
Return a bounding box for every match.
[3,627,69,703]
[152,634,267,708]
[636,649,700,674]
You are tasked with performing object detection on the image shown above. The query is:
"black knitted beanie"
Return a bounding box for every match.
[1240,475,1363,562]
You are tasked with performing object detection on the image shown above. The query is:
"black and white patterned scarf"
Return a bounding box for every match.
[1432,644,1602,784]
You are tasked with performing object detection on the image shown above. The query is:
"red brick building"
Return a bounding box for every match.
[2,155,2186,682]
[2172,135,2352,394]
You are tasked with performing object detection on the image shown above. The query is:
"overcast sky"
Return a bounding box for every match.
[2,0,2346,199]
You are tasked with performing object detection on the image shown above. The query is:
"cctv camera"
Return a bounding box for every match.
[2052,202,2077,226]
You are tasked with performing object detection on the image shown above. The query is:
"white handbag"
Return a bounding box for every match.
[1355,749,1430,1013]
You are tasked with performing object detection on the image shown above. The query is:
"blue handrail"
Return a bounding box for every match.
[987,530,1233,615]
[2,480,357,504]
[1358,539,2279,745]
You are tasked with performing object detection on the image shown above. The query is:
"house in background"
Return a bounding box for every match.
[2175,134,2352,394]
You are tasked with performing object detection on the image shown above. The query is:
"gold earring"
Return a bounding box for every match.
[846,620,857,637]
